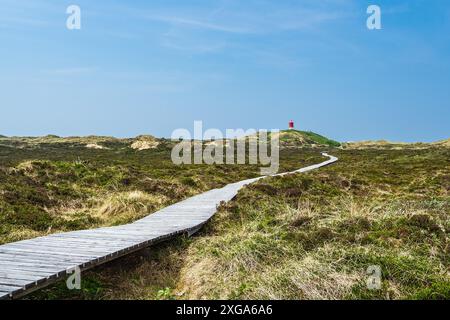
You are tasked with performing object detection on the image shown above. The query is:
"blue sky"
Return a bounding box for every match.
[0,0,449,142]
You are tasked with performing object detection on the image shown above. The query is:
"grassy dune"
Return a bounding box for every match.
[28,147,450,300]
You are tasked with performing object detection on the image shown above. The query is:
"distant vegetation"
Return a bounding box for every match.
[343,138,450,150]
[0,135,323,245]
[277,130,341,147]
[243,129,341,148]
[2,133,448,300]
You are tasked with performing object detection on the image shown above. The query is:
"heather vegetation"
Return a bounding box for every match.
[0,134,323,245]
[1,133,448,300]
[25,144,449,300]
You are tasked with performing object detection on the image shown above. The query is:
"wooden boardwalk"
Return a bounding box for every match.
[0,153,338,299]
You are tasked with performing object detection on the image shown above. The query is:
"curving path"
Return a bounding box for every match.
[0,153,338,299]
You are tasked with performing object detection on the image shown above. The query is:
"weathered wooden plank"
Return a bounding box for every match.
[0,246,103,258]
[0,284,22,293]
[0,255,96,269]
[0,277,35,286]
[17,240,129,252]
[0,268,57,278]
[0,264,64,275]
[0,260,68,270]
[0,251,90,265]
[20,237,129,247]
[52,232,156,241]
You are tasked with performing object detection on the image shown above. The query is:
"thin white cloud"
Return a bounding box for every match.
[0,16,49,27]
[148,15,252,34]
[135,2,352,57]
[44,67,97,76]
[0,0,61,28]
[144,84,189,94]
[136,0,352,36]
[162,38,227,54]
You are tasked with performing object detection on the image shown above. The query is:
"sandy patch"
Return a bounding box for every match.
[86,143,107,150]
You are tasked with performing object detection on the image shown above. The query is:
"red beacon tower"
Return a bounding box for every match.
[288,120,295,130]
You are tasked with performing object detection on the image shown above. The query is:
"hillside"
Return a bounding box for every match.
[434,139,450,148]
[275,130,341,148]
[343,139,450,150]
[243,130,341,148]
[0,130,341,151]
[0,135,148,150]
